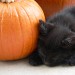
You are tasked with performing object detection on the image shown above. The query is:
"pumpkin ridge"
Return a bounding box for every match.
[20,2,37,54]
[16,3,32,57]
[26,0,45,20]
[0,5,5,60]
[24,1,45,30]
[0,6,7,60]
[7,4,15,59]
[22,8,34,56]
[24,2,38,53]
[19,3,34,56]
[2,5,16,60]
[23,1,39,24]
[15,6,24,59]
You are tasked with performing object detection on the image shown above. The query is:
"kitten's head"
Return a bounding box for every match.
[38,20,75,66]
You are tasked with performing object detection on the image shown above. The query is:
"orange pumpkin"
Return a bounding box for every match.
[0,0,45,60]
[36,0,75,18]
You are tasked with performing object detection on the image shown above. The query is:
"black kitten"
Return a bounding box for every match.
[29,6,75,67]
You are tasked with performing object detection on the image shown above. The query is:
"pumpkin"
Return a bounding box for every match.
[0,0,45,60]
[36,0,75,18]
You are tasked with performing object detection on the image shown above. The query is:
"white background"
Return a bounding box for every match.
[0,58,75,75]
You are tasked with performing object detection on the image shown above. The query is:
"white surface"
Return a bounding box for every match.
[0,59,75,75]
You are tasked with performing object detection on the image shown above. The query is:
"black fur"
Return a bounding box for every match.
[29,6,75,67]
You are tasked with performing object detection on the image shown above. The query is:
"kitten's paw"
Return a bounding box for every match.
[68,55,75,66]
[29,51,43,66]
[29,58,43,66]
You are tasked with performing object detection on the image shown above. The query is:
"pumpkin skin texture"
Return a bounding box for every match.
[0,0,45,60]
[36,0,75,18]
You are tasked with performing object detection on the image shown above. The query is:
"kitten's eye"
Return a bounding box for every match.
[61,40,70,46]
[61,38,71,48]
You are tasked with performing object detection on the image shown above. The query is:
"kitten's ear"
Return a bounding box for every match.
[39,20,55,35]
[39,20,47,35]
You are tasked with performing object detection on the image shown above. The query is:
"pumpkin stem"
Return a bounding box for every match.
[0,0,14,3]
[0,0,34,3]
